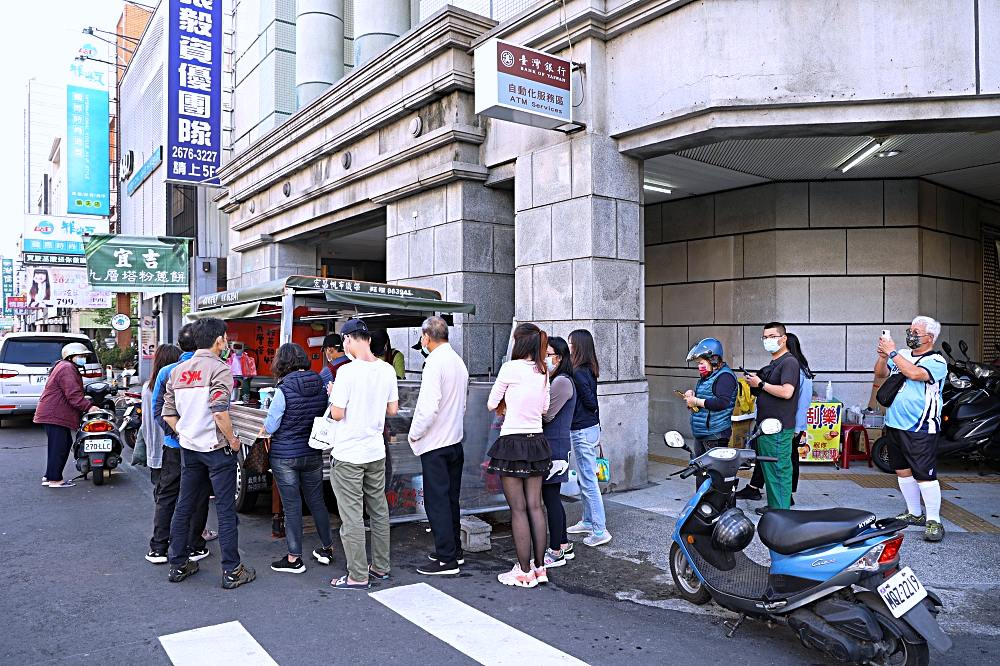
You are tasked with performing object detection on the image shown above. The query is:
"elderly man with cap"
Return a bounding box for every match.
[319,333,350,387]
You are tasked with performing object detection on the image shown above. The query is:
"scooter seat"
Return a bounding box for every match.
[758,508,876,555]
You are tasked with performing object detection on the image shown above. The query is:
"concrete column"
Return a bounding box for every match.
[514,134,648,490]
[354,0,410,67]
[385,181,515,377]
[235,240,317,289]
[296,0,345,108]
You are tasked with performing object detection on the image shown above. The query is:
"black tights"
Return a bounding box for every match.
[502,475,547,572]
[541,483,566,551]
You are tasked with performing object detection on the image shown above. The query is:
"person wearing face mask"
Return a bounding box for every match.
[682,338,738,490]
[875,316,947,542]
[225,341,257,400]
[407,316,470,576]
[34,343,100,488]
[319,333,350,386]
[744,322,800,511]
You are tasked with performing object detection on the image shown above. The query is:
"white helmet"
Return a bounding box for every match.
[61,342,90,360]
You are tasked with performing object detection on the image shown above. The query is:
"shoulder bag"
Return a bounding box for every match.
[876,355,926,408]
[244,437,270,474]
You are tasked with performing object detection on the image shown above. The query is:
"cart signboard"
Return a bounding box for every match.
[86,235,190,293]
[801,401,843,462]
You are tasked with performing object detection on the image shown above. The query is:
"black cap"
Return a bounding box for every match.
[322,333,343,351]
[340,318,369,337]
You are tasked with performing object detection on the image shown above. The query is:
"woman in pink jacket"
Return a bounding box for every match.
[34,343,97,488]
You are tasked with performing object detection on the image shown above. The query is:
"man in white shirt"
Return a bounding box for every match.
[408,317,470,575]
[327,318,399,589]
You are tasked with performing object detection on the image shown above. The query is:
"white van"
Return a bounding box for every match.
[0,332,103,418]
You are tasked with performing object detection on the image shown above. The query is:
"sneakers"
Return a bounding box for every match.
[583,531,612,547]
[417,559,460,576]
[271,556,306,574]
[735,485,762,500]
[566,521,593,535]
[145,549,168,564]
[562,543,575,560]
[531,561,548,584]
[543,548,567,568]
[187,547,211,562]
[312,546,335,566]
[924,520,945,542]
[223,563,256,589]
[498,563,537,588]
[895,512,927,527]
[168,559,199,583]
[429,551,466,566]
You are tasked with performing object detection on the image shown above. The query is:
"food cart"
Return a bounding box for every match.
[187,275,506,521]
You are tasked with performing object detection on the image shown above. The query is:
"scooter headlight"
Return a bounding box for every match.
[948,372,971,389]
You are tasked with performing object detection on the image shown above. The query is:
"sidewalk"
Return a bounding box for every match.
[584,436,1000,637]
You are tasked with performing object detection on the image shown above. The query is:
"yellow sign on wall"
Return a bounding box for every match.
[801,401,842,462]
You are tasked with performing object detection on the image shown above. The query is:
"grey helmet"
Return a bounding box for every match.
[711,507,755,552]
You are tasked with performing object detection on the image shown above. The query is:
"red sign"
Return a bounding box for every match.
[496,42,570,91]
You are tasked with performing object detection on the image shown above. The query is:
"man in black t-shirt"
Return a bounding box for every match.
[744,322,800,510]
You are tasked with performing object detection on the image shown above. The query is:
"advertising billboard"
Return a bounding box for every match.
[86,235,190,293]
[23,215,109,256]
[21,266,112,309]
[165,0,223,185]
[66,42,110,215]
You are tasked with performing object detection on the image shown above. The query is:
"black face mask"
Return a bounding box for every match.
[905,332,923,349]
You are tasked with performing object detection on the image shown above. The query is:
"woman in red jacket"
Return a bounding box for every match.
[34,343,98,488]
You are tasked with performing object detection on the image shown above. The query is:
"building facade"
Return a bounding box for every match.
[214,0,1000,490]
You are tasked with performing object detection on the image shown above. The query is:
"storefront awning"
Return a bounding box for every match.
[185,302,263,321]
[323,290,476,315]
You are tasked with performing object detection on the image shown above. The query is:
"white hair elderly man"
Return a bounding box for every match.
[875,316,947,542]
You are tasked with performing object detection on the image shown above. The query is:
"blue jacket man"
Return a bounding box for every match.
[146,324,211,564]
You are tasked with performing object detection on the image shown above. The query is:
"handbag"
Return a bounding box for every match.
[308,416,339,451]
[595,443,611,484]
[876,355,925,408]
[244,437,270,474]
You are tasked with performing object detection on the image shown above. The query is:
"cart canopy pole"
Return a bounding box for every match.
[280,289,294,344]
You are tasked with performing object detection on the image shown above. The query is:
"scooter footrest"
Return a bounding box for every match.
[689,547,770,598]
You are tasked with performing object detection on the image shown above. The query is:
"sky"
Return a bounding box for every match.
[1,0,132,260]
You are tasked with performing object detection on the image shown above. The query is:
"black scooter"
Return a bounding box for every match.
[73,382,125,486]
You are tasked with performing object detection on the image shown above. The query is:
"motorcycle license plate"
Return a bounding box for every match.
[877,566,928,618]
[83,439,114,453]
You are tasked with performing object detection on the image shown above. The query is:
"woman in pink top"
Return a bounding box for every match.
[487,323,552,588]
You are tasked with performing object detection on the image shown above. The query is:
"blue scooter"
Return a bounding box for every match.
[663,419,951,665]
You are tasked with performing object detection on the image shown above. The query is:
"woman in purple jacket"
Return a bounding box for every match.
[34,343,98,488]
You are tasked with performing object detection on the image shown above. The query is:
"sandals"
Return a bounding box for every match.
[368,565,391,581]
[331,575,370,590]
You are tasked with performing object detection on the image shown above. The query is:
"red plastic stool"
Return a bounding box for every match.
[840,425,872,469]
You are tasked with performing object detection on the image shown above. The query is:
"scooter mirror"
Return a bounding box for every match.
[958,340,970,358]
[759,418,782,435]
[941,341,953,357]
[663,432,687,449]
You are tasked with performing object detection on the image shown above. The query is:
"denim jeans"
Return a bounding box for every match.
[570,424,606,533]
[151,446,208,553]
[271,453,334,557]
[168,448,240,573]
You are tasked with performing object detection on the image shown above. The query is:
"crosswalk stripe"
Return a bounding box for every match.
[370,583,588,665]
[159,621,278,666]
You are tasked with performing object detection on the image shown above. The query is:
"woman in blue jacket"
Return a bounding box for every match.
[262,343,337,574]
[683,338,738,489]
[565,329,611,547]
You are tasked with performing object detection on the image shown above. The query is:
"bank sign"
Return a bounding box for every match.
[23,215,109,256]
[66,43,111,215]
[86,235,190,293]
[165,0,222,185]
[474,39,572,130]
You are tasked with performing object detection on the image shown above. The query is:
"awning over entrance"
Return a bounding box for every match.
[323,290,476,315]
[185,302,264,321]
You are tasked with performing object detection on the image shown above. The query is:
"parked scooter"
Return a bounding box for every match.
[73,382,125,486]
[663,419,950,665]
[118,390,142,449]
[872,340,1000,473]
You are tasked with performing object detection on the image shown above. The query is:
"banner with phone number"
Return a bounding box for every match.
[802,401,842,462]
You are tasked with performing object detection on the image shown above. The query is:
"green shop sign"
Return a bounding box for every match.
[86,235,191,293]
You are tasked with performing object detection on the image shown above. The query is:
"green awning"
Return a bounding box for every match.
[185,302,263,321]
[324,290,476,315]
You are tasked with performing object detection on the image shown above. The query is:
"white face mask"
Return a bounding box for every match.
[763,338,782,354]
[545,357,556,373]
[73,356,87,367]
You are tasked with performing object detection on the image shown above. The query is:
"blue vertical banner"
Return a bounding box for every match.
[165,0,223,185]
[2,259,13,316]
[66,44,110,216]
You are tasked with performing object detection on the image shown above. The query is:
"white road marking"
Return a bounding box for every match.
[159,621,278,666]
[370,583,588,665]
